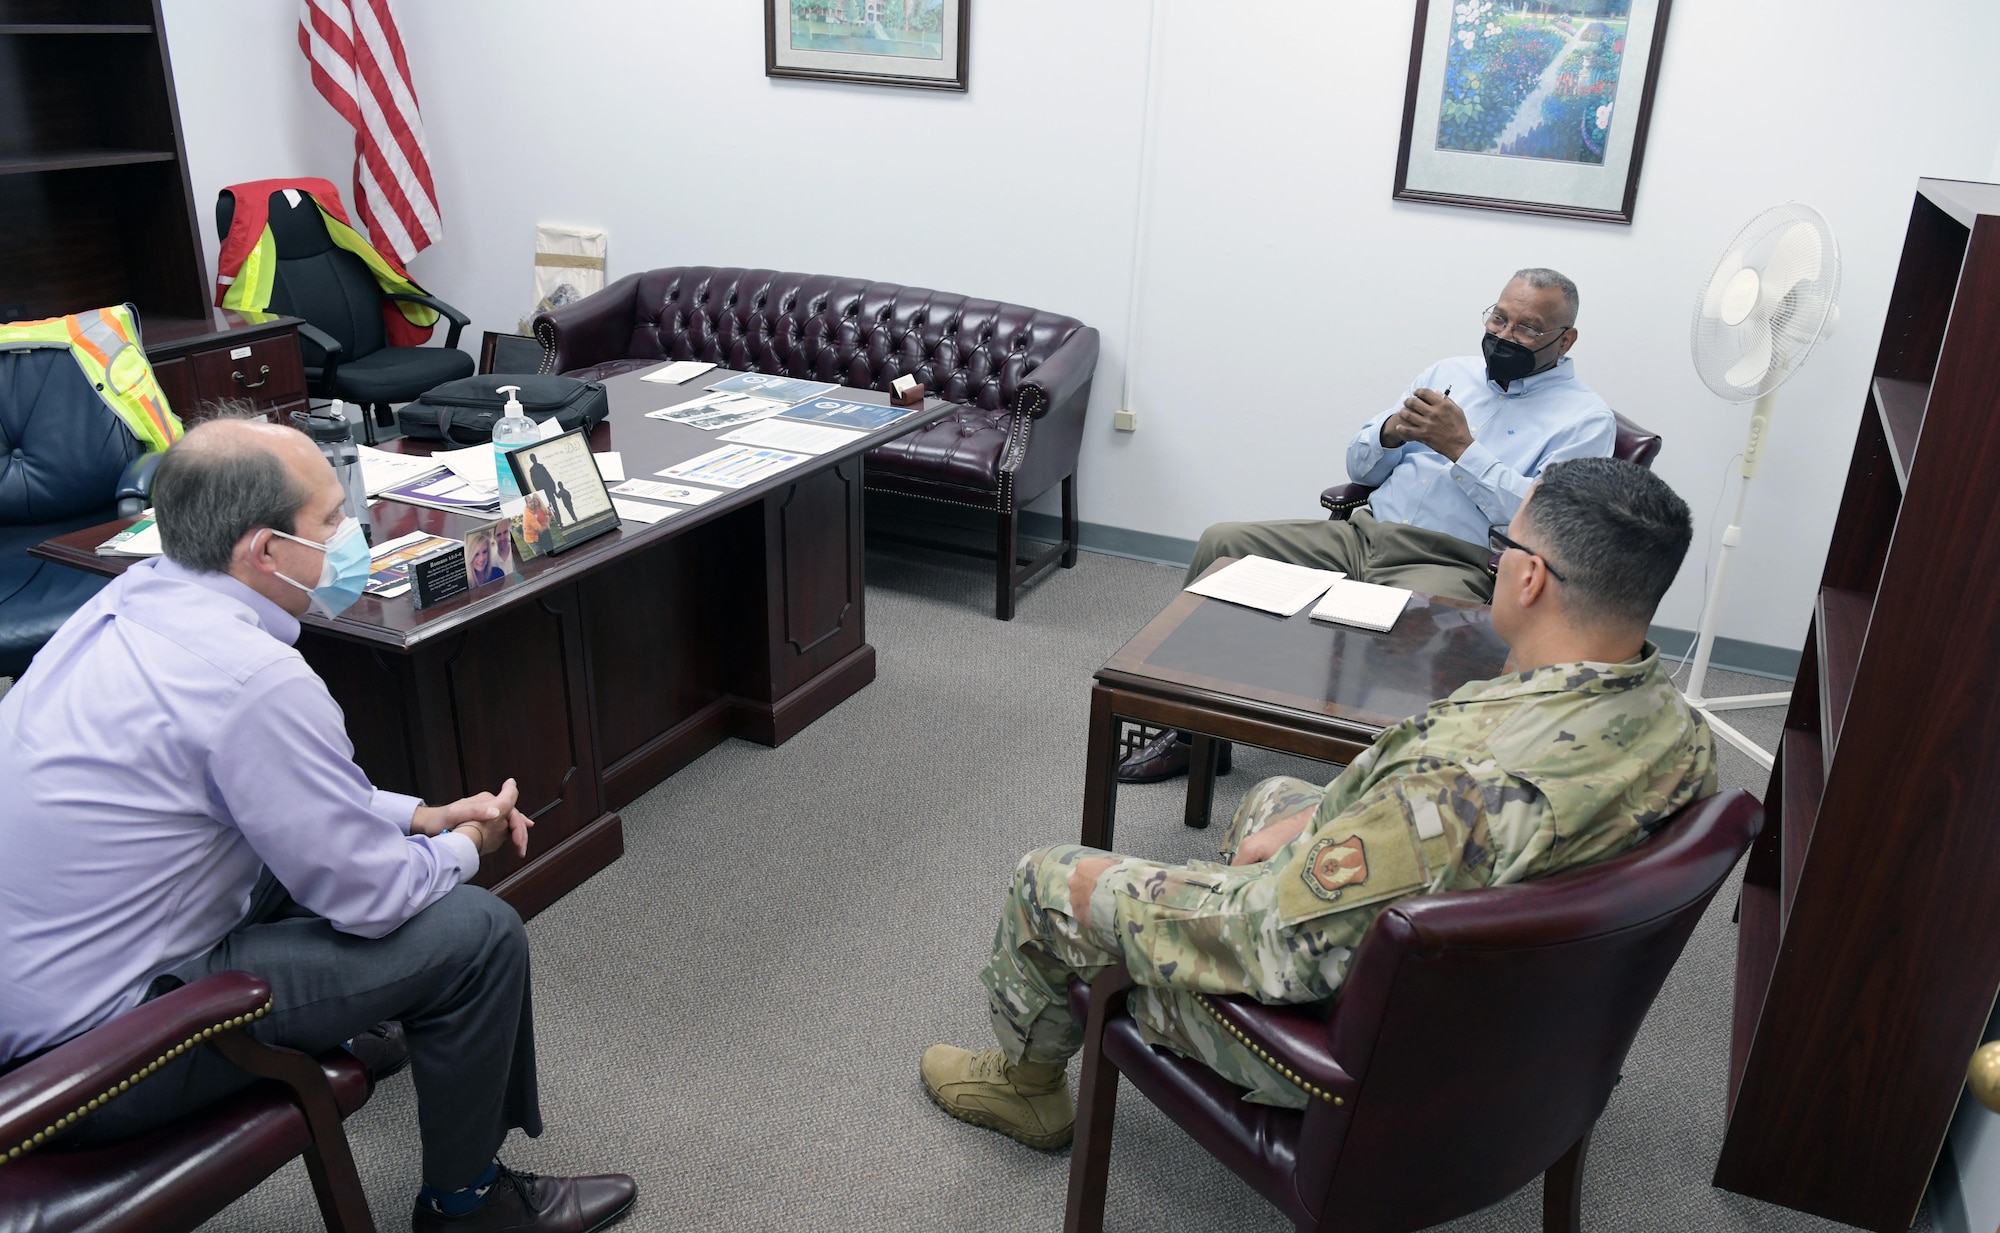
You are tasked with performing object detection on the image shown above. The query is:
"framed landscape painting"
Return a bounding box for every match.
[1394,0,1673,223]
[766,0,969,92]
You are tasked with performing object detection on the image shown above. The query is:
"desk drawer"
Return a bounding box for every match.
[189,334,307,412]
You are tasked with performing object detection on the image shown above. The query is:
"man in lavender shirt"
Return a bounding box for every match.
[0,419,635,1233]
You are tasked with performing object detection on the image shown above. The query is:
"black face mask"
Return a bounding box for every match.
[1482,331,1559,388]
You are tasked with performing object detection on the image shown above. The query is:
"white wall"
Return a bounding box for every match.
[162,0,2000,649]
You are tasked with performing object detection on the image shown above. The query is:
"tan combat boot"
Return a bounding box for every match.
[920,1045,1074,1150]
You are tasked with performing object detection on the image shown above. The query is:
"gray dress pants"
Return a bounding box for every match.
[64,873,542,1191]
[1185,509,1497,604]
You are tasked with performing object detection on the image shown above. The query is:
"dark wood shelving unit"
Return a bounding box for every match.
[1714,178,2000,1232]
[0,0,207,323]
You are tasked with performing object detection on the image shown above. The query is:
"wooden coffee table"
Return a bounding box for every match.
[1082,559,1510,849]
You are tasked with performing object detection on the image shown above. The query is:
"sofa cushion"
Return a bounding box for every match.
[864,405,1013,494]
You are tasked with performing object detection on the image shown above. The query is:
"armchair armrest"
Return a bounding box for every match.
[1016,326,1100,421]
[1193,994,1358,1106]
[533,273,644,377]
[0,971,272,1160]
[295,320,346,392]
[382,291,470,351]
[116,451,162,518]
[1321,482,1376,521]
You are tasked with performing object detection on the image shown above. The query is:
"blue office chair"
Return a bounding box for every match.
[0,347,157,678]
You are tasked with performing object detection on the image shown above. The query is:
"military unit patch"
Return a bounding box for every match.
[1307,836,1370,898]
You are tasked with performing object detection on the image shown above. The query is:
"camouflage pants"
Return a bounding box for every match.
[980,776,1345,1109]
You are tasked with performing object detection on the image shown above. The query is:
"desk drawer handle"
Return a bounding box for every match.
[234,365,271,390]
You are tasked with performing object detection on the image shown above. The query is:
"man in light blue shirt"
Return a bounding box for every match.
[0,418,635,1233]
[1123,269,1617,783]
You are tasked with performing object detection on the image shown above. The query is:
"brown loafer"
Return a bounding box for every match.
[412,1164,637,1233]
[346,1021,410,1081]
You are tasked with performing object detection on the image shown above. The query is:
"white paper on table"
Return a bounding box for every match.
[595,451,624,482]
[613,498,679,525]
[718,418,865,456]
[536,415,565,441]
[434,445,499,492]
[640,360,718,384]
[367,529,436,560]
[102,520,164,556]
[658,444,809,489]
[355,445,445,496]
[638,478,724,505]
[1309,578,1412,633]
[1183,555,1344,617]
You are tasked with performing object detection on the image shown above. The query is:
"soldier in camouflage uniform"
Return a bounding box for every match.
[922,456,1716,1149]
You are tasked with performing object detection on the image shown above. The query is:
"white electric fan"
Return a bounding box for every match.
[1684,203,1842,770]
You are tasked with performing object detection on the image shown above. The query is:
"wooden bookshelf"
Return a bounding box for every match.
[0,0,207,324]
[1713,178,2000,1231]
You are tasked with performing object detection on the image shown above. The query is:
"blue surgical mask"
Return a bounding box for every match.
[268,517,370,617]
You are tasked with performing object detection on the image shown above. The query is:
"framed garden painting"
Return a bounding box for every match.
[766,0,969,92]
[1394,0,1673,224]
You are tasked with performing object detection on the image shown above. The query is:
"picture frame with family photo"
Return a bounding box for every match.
[503,428,620,554]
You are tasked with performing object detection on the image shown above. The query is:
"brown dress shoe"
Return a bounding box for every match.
[411,1164,637,1233]
[346,1021,410,1081]
[1116,730,1231,783]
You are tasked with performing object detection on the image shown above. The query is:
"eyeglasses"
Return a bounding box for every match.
[1488,525,1567,582]
[1481,305,1566,347]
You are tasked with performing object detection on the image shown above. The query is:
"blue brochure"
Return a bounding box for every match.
[779,398,924,431]
[704,373,839,405]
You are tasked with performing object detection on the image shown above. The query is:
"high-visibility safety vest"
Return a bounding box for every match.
[214,177,439,348]
[0,305,182,453]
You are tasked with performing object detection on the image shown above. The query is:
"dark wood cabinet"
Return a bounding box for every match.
[1713,177,2000,1232]
[0,0,208,325]
[146,310,309,425]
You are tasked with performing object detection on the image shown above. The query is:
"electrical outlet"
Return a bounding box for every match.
[1114,408,1138,432]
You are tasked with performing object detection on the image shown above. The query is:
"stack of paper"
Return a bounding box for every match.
[1309,578,1412,633]
[356,445,446,496]
[641,360,718,384]
[717,418,864,456]
[97,516,163,557]
[1183,556,1343,616]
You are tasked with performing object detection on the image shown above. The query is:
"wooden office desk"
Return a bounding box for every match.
[35,368,948,920]
[1082,560,1509,850]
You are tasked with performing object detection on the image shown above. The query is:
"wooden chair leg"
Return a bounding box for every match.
[1064,970,1135,1233]
[210,1031,377,1233]
[1541,1128,1591,1233]
[1061,473,1079,568]
[995,505,1020,620]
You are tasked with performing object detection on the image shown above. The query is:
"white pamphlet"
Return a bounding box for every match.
[434,444,499,492]
[1184,555,1343,617]
[658,444,809,489]
[613,498,680,525]
[1309,578,1412,633]
[355,444,445,496]
[644,391,791,431]
[640,360,718,384]
[638,478,725,505]
[595,451,625,482]
[717,418,865,456]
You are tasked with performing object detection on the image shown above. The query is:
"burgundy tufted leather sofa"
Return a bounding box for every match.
[534,267,1100,619]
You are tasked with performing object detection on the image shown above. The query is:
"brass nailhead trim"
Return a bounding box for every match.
[1,999,272,1165]
[1193,995,1344,1105]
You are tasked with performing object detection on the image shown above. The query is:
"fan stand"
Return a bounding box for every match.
[1683,389,1789,772]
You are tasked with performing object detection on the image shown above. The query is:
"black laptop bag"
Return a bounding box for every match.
[396,374,609,445]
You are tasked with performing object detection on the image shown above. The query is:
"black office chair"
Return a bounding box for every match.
[0,345,158,678]
[217,187,473,443]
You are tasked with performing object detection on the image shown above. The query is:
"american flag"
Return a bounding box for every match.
[297,0,441,265]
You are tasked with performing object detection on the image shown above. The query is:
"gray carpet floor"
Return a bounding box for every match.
[186,543,1913,1233]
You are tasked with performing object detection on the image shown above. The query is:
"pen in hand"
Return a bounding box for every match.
[1442,385,1453,399]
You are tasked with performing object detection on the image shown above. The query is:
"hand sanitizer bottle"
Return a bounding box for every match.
[491,385,537,501]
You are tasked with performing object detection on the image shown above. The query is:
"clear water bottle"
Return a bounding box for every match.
[491,384,537,502]
[292,401,371,540]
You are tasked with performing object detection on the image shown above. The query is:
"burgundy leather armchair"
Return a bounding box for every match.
[1321,411,1664,520]
[1062,788,1763,1233]
[533,267,1099,620]
[0,971,376,1233]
